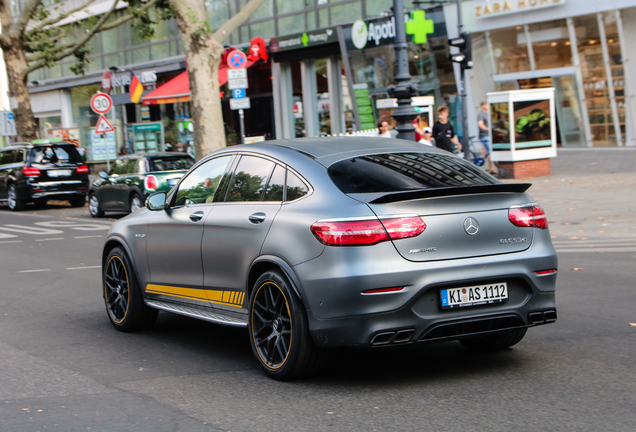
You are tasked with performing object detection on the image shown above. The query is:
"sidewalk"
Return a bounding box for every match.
[512,147,636,246]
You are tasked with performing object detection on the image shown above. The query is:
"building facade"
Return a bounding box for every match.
[444,0,636,147]
[15,0,462,161]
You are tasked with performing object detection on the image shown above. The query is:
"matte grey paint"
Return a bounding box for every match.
[104,137,558,348]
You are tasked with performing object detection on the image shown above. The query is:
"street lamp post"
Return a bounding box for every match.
[389,0,419,141]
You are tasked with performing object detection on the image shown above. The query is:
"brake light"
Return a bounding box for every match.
[75,164,89,174]
[22,166,40,177]
[509,203,548,229]
[144,175,158,191]
[310,217,425,246]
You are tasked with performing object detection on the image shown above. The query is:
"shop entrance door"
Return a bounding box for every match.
[276,55,350,138]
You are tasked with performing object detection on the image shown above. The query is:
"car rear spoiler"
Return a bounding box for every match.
[368,183,532,204]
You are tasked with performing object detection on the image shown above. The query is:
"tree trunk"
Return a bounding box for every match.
[171,2,225,161]
[3,41,38,142]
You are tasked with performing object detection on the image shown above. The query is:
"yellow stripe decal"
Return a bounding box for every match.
[146,284,245,308]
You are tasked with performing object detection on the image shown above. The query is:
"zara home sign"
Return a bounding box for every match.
[474,0,566,18]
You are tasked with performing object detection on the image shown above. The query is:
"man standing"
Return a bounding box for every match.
[477,101,497,173]
[432,106,462,153]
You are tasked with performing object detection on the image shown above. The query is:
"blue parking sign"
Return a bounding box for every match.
[232,88,246,99]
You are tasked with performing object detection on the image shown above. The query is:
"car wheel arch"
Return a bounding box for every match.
[102,237,144,298]
[248,256,308,310]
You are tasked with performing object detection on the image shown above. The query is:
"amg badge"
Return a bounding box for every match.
[500,237,527,244]
[409,247,437,254]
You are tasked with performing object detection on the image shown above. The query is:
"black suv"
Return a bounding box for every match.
[0,142,89,211]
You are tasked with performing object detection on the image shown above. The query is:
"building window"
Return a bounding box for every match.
[525,20,572,71]
[489,26,530,74]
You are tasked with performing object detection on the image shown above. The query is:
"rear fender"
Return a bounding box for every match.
[248,256,308,310]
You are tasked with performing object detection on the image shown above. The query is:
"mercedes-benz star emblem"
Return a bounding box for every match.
[464,217,480,236]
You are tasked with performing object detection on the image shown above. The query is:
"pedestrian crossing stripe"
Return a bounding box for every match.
[146,284,245,308]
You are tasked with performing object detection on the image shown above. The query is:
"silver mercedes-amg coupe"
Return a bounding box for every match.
[101,138,558,380]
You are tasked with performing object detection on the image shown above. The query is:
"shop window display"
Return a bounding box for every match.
[489,26,530,74]
[526,20,572,71]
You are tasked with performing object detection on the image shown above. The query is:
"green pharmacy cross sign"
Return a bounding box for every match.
[406,10,434,44]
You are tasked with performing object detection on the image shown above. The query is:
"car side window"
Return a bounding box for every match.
[225,156,275,202]
[13,150,24,163]
[124,158,138,174]
[0,150,10,165]
[109,159,126,176]
[286,171,309,201]
[263,164,285,202]
[173,156,232,206]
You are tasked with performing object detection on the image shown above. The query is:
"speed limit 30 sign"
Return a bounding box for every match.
[90,92,113,114]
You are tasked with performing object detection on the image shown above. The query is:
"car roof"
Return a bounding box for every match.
[232,137,449,167]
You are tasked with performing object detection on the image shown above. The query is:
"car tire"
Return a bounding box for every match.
[248,270,326,381]
[129,193,143,214]
[88,193,104,218]
[459,328,528,352]
[7,184,25,211]
[69,195,86,207]
[103,247,158,332]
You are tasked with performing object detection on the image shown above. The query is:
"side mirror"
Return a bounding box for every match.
[99,171,109,179]
[146,191,167,211]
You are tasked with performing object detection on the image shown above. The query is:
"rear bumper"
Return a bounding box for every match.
[19,179,88,200]
[292,230,558,348]
[307,292,556,348]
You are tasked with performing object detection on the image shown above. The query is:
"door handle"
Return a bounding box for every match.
[248,212,266,224]
[189,211,204,222]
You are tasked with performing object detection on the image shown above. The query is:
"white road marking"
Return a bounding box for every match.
[0,225,63,235]
[35,221,111,231]
[34,238,65,241]
[66,266,101,270]
[0,240,23,244]
[0,233,18,239]
[16,269,51,273]
[74,235,103,239]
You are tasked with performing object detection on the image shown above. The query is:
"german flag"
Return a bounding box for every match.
[130,72,143,104]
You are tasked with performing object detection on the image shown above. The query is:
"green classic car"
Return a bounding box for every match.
[88,153,195,217]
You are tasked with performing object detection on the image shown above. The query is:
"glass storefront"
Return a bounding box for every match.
[474,9,632,148]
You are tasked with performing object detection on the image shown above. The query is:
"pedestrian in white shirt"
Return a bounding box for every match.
[418,127,434,146]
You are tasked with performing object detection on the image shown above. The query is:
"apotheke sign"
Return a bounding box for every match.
[474,0,566,19]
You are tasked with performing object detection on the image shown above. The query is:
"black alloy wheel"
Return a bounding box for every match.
[460,328,527,351]
[249,270,326,380]
[103,247,157,332]
[7,184,25,211]
[89,193,103,217]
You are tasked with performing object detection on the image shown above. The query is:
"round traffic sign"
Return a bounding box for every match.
[227,50,248,69]
[90,92,113,114]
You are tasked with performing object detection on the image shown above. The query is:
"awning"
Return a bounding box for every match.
[142,61,256,105]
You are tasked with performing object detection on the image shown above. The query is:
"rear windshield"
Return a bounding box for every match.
[148,155,195,172]
[31,145,82,164]
[328,152,499,194]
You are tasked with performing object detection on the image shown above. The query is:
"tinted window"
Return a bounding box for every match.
[328,153,499,194]
[174,156,232,206]
[31,145,82,164]
[0,150,15,164]
[12,149,24,163]
[124,158,138,174]
[286,171,309,201]
[109,159,127,175]
[149,155,195,172]
[225,156,275,202]
[263,165,285,202]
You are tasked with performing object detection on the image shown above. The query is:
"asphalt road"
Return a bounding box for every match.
[0,148,635,432]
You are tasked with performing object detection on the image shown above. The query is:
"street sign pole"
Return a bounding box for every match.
[239,109,246,145]
[457,0,469,160]
[90,92,114,171]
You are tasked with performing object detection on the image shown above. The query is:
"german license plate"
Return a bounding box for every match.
[48,169,71,177]
[441,282,508,309]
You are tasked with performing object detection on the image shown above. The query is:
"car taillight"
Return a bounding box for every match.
[144,175,158,191]
[310,216,425,246]
[509,203,548,229]
[75,164,89,174]
[22,166,40,177]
